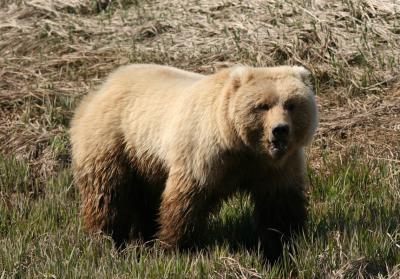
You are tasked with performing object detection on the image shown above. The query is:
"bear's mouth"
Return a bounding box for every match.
[269,140,288,157]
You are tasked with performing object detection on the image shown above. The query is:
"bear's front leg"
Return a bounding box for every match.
[253,184,307,263]
[157,172,212,249]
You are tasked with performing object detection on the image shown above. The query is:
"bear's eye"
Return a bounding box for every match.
[285,103,295,111]
[255,103,271,111]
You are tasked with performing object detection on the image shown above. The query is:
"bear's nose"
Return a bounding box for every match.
[272,124,289,138]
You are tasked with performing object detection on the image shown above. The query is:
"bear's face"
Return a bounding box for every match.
[227,66,318,162]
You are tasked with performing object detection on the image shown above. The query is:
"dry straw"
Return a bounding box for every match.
[0,0,399,181]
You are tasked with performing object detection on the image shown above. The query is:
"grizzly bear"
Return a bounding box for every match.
[70,64,318,262]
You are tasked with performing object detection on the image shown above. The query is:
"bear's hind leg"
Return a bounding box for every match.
[129,176,163,242]
[108,173,162,247]
[106,171,139,248]
[73,153,159,248]
[74,151,141,248]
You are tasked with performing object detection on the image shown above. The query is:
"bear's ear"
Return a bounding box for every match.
[293,66,312,86]
[228,66,254,92]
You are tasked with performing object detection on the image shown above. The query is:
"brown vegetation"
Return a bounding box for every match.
[1,0,399,178]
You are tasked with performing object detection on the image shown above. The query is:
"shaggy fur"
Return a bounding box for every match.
[70,64,318,261]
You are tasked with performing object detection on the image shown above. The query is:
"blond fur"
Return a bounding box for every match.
[70,64,317,261]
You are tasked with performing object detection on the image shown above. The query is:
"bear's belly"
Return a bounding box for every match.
[127,146,169,186]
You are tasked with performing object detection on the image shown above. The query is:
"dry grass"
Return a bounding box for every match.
[0,0,399,278]
[0,0,399,181]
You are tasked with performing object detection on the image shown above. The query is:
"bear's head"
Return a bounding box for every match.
[225,66,318,163]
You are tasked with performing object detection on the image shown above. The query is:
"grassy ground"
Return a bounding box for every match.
[0,0,399,278]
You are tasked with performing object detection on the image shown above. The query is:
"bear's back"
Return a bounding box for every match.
[70,65,204,168]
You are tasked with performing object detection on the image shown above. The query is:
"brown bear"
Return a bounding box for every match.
[70,64,318,261]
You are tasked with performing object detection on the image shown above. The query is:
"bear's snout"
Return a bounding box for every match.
[272,123,289,139]
[268,122,291,158]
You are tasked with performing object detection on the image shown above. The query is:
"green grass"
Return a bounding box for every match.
[1,152,399,278]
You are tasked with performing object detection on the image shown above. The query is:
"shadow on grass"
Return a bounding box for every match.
[203,198,259,253]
